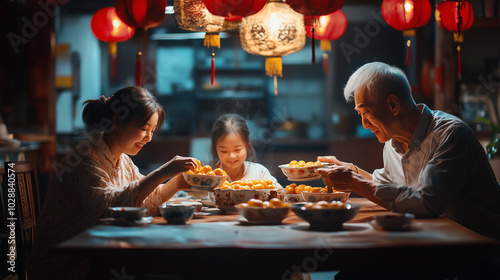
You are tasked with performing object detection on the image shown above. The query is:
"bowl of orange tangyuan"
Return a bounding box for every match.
[183,159,227,191]
[210,179,284,212]
[236,198,291,223]
[279,160,331,181]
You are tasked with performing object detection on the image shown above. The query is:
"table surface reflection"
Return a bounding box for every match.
[54,198,500,279]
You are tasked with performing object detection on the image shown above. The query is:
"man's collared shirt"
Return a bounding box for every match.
[373,104,500,240]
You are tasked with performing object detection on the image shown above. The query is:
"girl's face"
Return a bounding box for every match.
[216,132,248,173]
[116,112,158,156]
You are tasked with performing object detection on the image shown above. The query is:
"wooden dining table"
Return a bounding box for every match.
[54,198,500,279]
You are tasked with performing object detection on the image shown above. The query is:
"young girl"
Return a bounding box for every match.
[210,114,282,188]
[28,87,198,280]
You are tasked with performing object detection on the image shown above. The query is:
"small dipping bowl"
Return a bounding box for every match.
[180,201,203,212]
[374,213,415,230]
[158,205,195,224]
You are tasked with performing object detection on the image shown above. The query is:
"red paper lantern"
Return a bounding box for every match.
[114,0,167,30]
[381,0,432,65]
[436,0,474,78]
[91,7,135,43]
[305,10,346,73]
[286,0,343,17]
[91,7,135,79]
[202,0,267,21]
[436,0,474,34]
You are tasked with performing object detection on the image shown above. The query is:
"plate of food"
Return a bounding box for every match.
[210,179,285,212]
[183,159,228,191]
[235,198,291,225]
[279,160,333,181]
[301,186,351,203]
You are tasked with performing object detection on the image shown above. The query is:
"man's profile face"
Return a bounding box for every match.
[354,87,394,143]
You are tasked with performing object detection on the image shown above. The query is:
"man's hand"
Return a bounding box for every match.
[317,165,360,192]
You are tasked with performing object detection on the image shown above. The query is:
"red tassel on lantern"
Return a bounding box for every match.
[323,53,329,74]
[405,39,412,65]
[312,28,316,65]
[305,10,347,73]
[436,0,474,80]
[381,0,432,66]
[211,51,215,85]
[287,0,344,65]
[135,52,142,86]
[90,7,135,80]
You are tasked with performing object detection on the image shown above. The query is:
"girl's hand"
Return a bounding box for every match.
[162,156,199,175]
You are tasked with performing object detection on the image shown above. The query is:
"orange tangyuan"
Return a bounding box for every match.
[221,179,276,190]
[289,160,323,167]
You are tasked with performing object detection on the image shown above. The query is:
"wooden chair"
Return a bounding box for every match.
[1,161,40,280]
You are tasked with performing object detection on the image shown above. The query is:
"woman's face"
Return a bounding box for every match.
[216,132,248,173]
[116,112,158,156]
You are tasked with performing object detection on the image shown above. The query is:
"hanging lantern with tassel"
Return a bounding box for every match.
[240,0,306,95]
[173,0,239,84]
[90,7,135,80]
[285,0,344,64]
[381,0,432,66]
[115,0,167,84]
[436,0,474,79]
[305,10,347,74]
[202,0,267,21]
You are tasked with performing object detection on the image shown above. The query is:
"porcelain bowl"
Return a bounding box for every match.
[209,188,283,212]
[108,207,147,221]
[292,203,361,230]
[179,201,203,212]
[183,173,227,191]
[284,193,305,203]
[158,205,195,224]
[279,163,331,180]
[301,191,350,203]
[236,205,291,222]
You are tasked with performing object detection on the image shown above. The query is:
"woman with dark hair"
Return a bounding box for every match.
[28,87,198,279]
[210,113,281,187]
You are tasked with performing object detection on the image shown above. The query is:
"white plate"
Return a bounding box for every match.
[101,216,153,226]
[286,176,321,182]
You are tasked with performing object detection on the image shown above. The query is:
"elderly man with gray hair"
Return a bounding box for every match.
[318,61,500,241]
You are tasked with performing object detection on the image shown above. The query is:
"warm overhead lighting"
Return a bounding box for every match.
[240,0,305,95]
